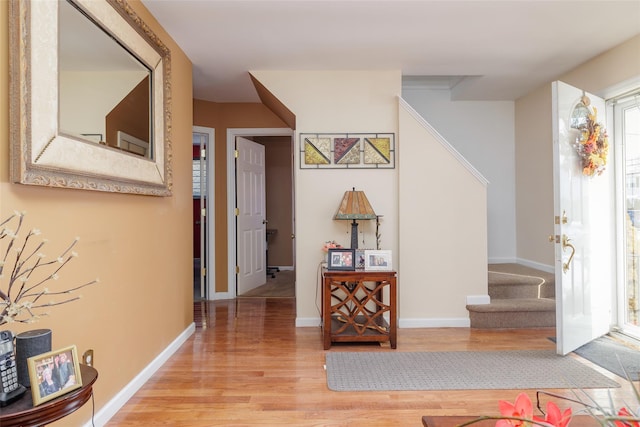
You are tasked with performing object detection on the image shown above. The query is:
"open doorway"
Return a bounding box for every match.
[226,128,295,299]
[193,126,215,301]
[613,89,640,339]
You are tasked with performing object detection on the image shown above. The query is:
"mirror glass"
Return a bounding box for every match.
[10,0,172,195]
[59,0,152,157]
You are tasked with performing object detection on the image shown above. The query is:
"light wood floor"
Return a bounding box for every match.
[107,298,638,426]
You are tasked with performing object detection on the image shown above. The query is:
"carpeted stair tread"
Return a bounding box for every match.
[488,264,555,299]
[488,263,555,279]
[488,277,544,299]
[468,264,557,329]
[467,298,555,312]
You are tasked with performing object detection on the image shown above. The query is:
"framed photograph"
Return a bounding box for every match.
[28,345,82,406]
[327,248,356,271]
[355,249,366,270]
[364,250,393,271]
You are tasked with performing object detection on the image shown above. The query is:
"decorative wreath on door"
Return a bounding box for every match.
[571,95,609,177]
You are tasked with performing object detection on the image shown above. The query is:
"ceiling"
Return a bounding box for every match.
[141,0,640,103]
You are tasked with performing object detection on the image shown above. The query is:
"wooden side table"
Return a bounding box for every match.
[0,364,98,427]
[322,270,397,349]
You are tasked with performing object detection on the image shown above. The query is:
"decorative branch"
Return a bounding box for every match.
[0,211,99,325]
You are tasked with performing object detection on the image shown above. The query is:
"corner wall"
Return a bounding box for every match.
[0,2,194,425]
[398,99,488,325]
[402,86,515,263]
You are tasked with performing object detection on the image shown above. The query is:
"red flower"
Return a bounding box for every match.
[497,393,534,426]
[532,401,572,427]
[614,407,640,427]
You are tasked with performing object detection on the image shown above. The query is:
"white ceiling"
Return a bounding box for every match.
[141,0,640,103]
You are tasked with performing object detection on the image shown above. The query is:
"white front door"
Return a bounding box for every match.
[552,81,614,355]
[236,136,267,295]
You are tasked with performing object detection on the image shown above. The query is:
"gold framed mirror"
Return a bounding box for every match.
[9,0,172,196]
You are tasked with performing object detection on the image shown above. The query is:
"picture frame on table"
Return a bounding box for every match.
[355,249,366,270]
[364,250,393,271]
[28,345,82,406]
[327,248,356,271]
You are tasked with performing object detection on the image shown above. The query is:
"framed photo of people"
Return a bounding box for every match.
[327,248,356,271]
[27,345,82,405]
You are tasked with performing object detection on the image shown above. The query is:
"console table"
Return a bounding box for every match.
[0,364,98,427]
[322,270,397,349]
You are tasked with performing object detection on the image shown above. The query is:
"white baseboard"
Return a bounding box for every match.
[488,256,517,264]
[212,291,234,300]
[516,258,554,274]
[296,317,321,327]
[466,295,490,305]
[488,258,554,275]
[85,323,196,427]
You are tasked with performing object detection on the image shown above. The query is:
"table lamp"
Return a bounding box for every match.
[334,187,377,249]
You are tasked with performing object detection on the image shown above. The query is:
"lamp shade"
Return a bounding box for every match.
[334,188,376,220]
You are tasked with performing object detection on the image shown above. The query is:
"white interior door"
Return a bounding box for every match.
[236,136,267,295]
[552,81,614,355]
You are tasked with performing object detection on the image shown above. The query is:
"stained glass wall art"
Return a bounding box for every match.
[300,133,395,169]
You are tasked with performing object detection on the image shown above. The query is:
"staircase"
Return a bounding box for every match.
[466,264,556,329]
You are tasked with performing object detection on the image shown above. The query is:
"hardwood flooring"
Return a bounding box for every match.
[107,298,638,426]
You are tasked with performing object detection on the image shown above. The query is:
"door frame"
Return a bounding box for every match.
[226,128,294,298]
[193,126,215,300]
[610,85,640,338]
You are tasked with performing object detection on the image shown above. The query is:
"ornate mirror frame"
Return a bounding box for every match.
[9,0,172,196]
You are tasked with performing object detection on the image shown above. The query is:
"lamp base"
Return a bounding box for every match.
[350,220,358,249]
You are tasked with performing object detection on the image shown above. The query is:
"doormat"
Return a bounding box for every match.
[551,335,640,381]
[325,350,620,391]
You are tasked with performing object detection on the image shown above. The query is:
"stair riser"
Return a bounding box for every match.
[469,311,555,329]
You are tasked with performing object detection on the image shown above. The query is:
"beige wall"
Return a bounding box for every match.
[515,35,640,268]
[398,101,488,322]
[251,70,402,322]
[192,101,288,292]
[0,1,193,425]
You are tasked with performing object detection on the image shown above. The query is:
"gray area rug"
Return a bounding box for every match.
[572,335,640,381]
[325,350,620,391]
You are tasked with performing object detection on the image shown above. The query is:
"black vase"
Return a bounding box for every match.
[15,329,51,388]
